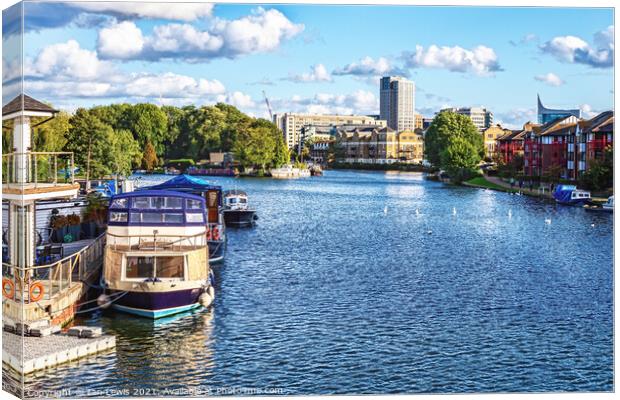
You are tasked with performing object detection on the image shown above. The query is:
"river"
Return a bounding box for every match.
[7,170,613,395]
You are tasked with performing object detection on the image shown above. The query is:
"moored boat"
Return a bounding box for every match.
[140,175,227,264]
[102,190,215,319]
[584,195,614,213]
[222,190,257,227]
[270,165,311,179]
[553,184,591,206]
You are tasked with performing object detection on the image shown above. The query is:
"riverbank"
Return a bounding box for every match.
[463,175,611,203]
[330,162,436,173]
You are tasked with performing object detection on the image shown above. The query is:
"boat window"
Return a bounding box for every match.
[163,213,184,223]
[125,256,154,278]
[186,213,205,223]
[130,212,184,224]
[239,198,247,204]
[186,199,203,209]
[132,196,183,209]
[110,211,128,223]
[155,256,184,279]
[110,198,128,209]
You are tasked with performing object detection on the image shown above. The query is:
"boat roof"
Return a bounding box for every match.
[112,189,204,201]
[139,174,221,192]
[224,189,247,196]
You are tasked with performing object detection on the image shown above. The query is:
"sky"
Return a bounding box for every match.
[1,1,615,128]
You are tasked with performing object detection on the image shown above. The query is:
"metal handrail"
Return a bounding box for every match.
[2,151,75,187]
[106,231,208,251]
[2,233,105,303]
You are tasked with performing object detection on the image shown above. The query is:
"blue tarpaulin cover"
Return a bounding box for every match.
[553,184,576,203]
[141,174,222,192]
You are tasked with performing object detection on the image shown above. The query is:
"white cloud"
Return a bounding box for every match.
[98,21,145,59]
[97,7,304,61]
[540,26,614,68]
[25,80,113,98]
[534,72,564,87]
[579,104,599,119]
[509,33,538,46]
[403,44,502,76]
[494,108,537,129]
[27,39,112,79]
[125,72,225,98]
[75,3,214,21]
[286,64,332,82]
[272,90,379,115]
[334,56,407,78]
[221,91,256,108]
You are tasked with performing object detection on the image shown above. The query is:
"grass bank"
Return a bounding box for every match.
[463,176,518,193]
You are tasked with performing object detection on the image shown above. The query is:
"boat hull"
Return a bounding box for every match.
[208,239,226,264]
[223,210,256,227]
[110,288,204,319]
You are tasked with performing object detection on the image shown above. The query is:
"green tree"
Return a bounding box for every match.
[107,129,141,176]
[33,110,70,152]
[424,111,484,179]
[580,146,613,190]
[66,109,114,181]
[233,126,276,172]
[142,141,159,171]
[440,137,481,182]
[125,104,168,156]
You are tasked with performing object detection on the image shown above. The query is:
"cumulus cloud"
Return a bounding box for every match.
[97,8,304,62]
[540,26,614,68]
[98,21,145,59]
[220,91,256,108]
[579,104,600,119]
[403,44,502,76]
[74,3,214,21]
[534,72,565,87]
[333,56,408,78]
[494,108,538,129]
[26,39,113,80]
[286,64,332,83]
[125,73,225,98]
[271,90,379,115]
[23,40,236,105]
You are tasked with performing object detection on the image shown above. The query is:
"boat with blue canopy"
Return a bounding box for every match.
[139,175,226,263]
[552,184,591,206]
[101,190,215,318]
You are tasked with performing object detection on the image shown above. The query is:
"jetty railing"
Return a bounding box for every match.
[2,152,75,188]
[106,231,208,251]
[1,233,105,303]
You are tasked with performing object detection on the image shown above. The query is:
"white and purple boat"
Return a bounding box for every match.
[102,190,215,318]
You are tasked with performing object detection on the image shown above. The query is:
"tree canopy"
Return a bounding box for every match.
[14,101,287,179]
[425,111,484,181]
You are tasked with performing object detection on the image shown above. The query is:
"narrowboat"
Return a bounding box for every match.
[552,184,591,206]
[141,175,227,264]
[102,190,215,318]
[223,190,257,227]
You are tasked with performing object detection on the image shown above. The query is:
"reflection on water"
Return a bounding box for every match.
[4,170,613,396]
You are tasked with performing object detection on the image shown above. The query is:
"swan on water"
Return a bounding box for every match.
[545,218,551,225]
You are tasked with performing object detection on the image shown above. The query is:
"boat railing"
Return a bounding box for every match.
[2,152,75,188]
[1,233,105,304]
[106,231,208,251]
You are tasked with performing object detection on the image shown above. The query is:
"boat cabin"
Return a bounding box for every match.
[223,190,249,210]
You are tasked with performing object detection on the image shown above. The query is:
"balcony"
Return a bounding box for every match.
[2,152,79,200]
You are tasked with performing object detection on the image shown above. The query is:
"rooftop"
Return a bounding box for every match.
[2,94,58,117]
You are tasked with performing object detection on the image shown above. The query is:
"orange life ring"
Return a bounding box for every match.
[212,226,220,241]
[29,281,45,302]
[2,278,14,299]
[206,227,212,240]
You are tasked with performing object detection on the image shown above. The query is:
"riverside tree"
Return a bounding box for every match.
[425,111,484,181]
[66,109,114,181]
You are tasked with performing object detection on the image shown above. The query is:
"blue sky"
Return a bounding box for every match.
[2,2,614,128]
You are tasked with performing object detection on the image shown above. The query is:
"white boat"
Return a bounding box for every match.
[270,165,311,179]
[222,190,257,227]
[584,195,614,213]
[102,190,215,319]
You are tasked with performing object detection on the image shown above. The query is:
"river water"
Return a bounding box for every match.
[7,171,613,395]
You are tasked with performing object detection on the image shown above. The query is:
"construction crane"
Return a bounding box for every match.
[262,90,273,121]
